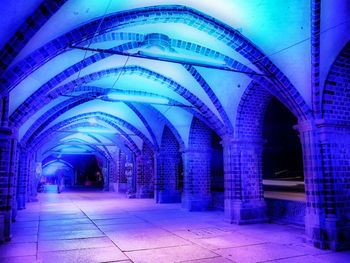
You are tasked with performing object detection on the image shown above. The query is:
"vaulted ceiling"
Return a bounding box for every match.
[0,0,348,162]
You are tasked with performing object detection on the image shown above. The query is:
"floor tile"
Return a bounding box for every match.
[37,246,128,263]
[3,190,347,263]
[0,242,37,258]
[0,255,37,263]
[126,244,219,263]
[38,236,114,252]
[215,243,309,263]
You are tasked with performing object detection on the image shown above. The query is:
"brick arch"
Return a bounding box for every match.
[42,159,74,170]
[161,126,181,154]
[0,0,68,75]
[125,103,159,149]
[26,113,152,156]
[23,109,155,154]
[189,117,212,151]
[232,80,306,224]
[9,32,253,137]
[18,88,196,156]
[9,41,141,125]
[183,65,233,135]
[156,125,183,203]
[137,104,185,150]
[34,122,134,158]
[85,133,114,161]
[1,5,311,121]
[235,81,273,138]
[19,89,163,151]
[20,91,105,143]
[322,41,350,124]
[42,138,112,162]
[12,65,225,137]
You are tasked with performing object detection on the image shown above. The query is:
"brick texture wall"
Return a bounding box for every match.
[156,126,182,203]
[182,117,212,211]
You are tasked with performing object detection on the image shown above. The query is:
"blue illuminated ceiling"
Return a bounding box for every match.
[2,0,346,160]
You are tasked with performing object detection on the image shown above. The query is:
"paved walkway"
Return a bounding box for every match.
[1,190,349,263]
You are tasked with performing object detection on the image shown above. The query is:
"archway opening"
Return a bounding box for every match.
[41,154,104,192]
[210,131,224,210]
[262,97,304,193]
[262,97,305,225]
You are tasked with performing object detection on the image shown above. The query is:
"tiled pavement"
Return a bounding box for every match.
[1,190,349,263]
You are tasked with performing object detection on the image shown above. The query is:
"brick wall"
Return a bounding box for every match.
[135,143,154,198]
[322,41,350,124]
[182,117,212,211]
[0,128,18,240]
[156,126,182,203]
[16,148,28,209]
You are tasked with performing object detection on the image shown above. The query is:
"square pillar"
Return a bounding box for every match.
[0,127,17,241]
[181,149,212,211]
[222,137,267,224]
[155,153,182,203]
[296,120,350,251]
[135,155,154,198]
[117,150,128,193]
[17,148,28,209]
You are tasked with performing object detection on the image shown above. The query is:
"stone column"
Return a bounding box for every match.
[155,151,182,203]
[0,127,18,240]
[26,152,37,202]
[117,150,127,193]
[222,137,267,224]
[181,148,212,211]
[17,148,29,209]
[135,154,154,198]
[296,120,350,251]
[11,142,20,221]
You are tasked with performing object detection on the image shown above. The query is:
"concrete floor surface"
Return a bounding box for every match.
[1,190,349,263]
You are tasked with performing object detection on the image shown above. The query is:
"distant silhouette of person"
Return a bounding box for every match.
[57,169,64,193]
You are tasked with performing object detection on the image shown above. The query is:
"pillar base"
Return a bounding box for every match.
[109,183,118,192]
[117,182,128,193]
[225,199,267,224]
[17,195,26,210]
[305,215,350,251]
[0,213,4,244]
[182,194,212,211]
[156,190,181,203]
[0,211,12,241]
[109,182,128,193]
[136,186,154,199]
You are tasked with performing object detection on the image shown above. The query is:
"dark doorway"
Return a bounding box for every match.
[42,154,104,189]
[210,131,224,209]
[262,97,304,193]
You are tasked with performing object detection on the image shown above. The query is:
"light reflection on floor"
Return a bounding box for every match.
[1,190,349,263]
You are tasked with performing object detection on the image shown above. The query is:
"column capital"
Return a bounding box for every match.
[220,136,266,147]
[157,151,181,159]
[294,119,350,133]
[179,147,212,155]
[0,127,12,136]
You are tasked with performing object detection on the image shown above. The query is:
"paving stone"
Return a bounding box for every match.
[37,246,128,263]
[126,244,219,263]
[0,242,37,258]
[38,236,115,252]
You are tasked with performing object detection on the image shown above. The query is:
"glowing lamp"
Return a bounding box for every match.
[88,117,98,125]
[138,50,226,68]
[60,147,88,153]
[76,127,116,134]
[106,93,169,104]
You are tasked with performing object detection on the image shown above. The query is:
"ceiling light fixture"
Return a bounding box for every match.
[69,45,272,77]
[105,93,169,104]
